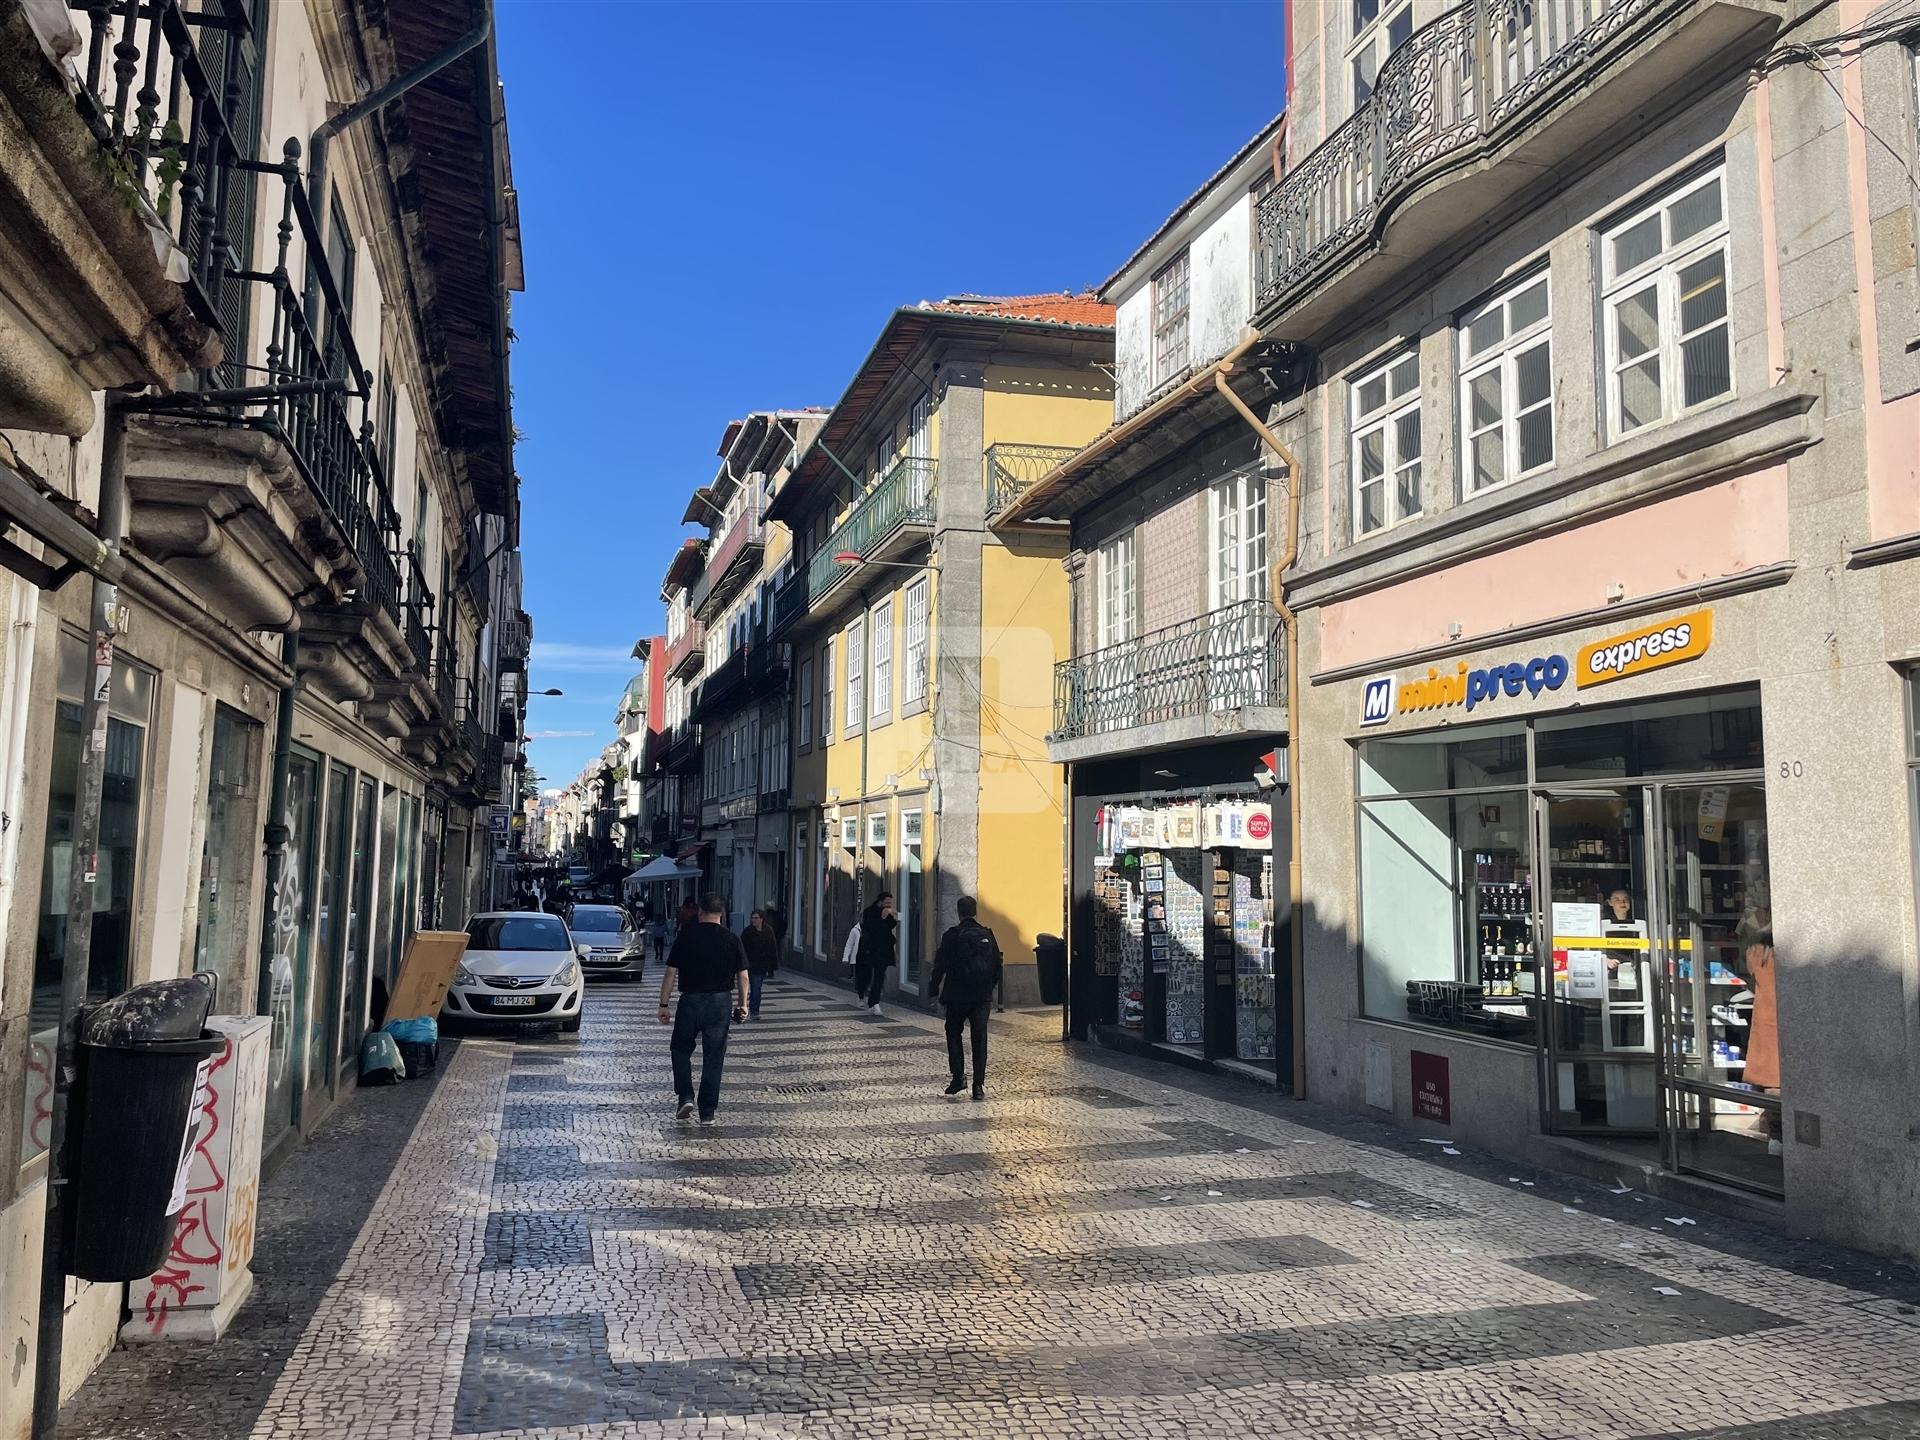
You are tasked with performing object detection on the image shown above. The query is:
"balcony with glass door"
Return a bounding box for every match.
[1049,599,1287,762]
[1253,0,1781,340]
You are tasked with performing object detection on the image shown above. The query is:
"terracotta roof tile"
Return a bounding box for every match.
[917,292,1114,327]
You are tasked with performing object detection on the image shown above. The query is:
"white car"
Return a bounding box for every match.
[441,911,585,1033]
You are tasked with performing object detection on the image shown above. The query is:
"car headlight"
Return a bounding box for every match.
[453,964,476,988]
[552,961,579,987]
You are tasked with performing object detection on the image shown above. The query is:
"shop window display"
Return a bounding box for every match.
[1087,796,1277,1058]
[1355,688,1781,1193]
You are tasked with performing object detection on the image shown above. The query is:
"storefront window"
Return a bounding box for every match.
[1354,685,1780,1192]
[192,706,264,1007]
[1534,690,1763,781]
[264,751,319,1144]
[25,634,155,1165]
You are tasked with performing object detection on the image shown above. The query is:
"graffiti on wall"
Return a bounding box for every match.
[141,1037,230,1334]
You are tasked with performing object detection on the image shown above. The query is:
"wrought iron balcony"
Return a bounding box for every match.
[400,542,434,672]
[689,504,766,619]
[1253,0,1760,327]
[769,569,808,638]
[665,723,701,774]
[68,0,257,350]
[695,648,746,715]
[498,613,530,673]
[1051,599,1284,743]
[663,620,707,680]
[985,444,1077,522]
[806,456,936,604]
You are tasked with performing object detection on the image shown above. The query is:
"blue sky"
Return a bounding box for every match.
[500,0,1285,785]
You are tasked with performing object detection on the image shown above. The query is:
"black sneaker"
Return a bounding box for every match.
[943,1078,967,1098]
[971,1085,986,1102]
[675,1100,695,1122]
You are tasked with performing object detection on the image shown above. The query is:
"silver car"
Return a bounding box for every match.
[568,903,644,981]
[441,911,585,1033]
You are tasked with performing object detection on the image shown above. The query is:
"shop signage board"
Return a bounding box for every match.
[1359,608,1715,726]
[1411,1050,1450,1124]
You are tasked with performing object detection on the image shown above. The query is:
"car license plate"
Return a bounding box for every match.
[492,995,536,1008]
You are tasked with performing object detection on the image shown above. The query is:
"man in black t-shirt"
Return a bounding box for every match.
[658,892,750,1124]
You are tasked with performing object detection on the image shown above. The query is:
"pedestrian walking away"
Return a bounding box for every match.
[852,891,898,1012]
[740,907,779,1018]
[930,894,1003,1101]
[658,892,750,1124]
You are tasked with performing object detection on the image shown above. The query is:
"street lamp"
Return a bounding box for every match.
[534,687,563,696]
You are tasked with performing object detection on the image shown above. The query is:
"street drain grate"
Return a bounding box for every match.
[771,1082,830,1095]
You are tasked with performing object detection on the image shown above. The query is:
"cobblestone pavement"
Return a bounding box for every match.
[63,975,1920,1439]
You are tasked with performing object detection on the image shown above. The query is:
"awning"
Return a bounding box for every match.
[0,455,123,590]
[630,855,702,881]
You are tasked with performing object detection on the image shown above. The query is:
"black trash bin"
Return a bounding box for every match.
[1035,934,1067,1007]
[66,976,221,1282]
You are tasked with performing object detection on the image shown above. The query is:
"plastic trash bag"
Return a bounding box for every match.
[358,1030,406,1086]
[384,1016,438,1046]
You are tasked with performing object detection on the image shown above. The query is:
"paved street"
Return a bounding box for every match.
[64,975,1920,1440]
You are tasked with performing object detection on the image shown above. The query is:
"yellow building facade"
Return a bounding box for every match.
[768,296,1113,1004]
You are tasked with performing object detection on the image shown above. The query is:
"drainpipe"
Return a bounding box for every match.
[32,401,130,1440]
[303,16,494,320]
[1212,363,1308,1100]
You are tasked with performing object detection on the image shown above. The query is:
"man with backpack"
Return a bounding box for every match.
[930,895,1002,1101]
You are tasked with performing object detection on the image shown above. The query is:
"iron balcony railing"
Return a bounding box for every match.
[690,504,766,617]
[769,568,808,637]
[400,542,433,672]
[663,620,707,680]
[69,0,258,353]
[806,456,936,603]
[72,7,409,629]
[1254,0,1666,315]
[498,614,530,672]
[230,145,402,624]
[985,443,1077,522]
[432,651,458,723]
[1051,599,1284,743]
[696,648,746,715]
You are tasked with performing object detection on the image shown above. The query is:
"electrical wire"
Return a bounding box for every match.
[1755,19,1920,202]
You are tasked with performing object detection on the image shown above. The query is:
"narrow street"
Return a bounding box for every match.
[59,978,1920,1440]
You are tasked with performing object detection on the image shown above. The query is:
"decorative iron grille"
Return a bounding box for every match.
[1051,599,1283,742]
[1254,0,1664,314]
[984,443,1078,521]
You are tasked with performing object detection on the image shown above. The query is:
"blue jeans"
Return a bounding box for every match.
[670,991,733,1118]
[748,970,767,1016]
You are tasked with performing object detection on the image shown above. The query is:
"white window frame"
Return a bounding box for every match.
[843,617,864,735]
[1601,166,1733,442]
[1349,349,1422,538]
[869,597,893,723]
[902,576,930,710]
[1208,469,1268,611]
[1347,0,1413,109]
[1458,271,1554,497]
[1094,531,1136,650]
[797,656,814,752]
[821,637,835,743]
[1151,251,1191,388]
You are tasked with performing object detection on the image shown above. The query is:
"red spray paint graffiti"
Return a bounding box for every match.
[141,1035,231,1335]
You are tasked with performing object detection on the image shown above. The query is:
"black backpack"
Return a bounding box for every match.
[952,924,1000,993]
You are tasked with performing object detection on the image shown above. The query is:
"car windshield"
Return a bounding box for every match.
[571,907,625,933]
[467,915,569,951]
